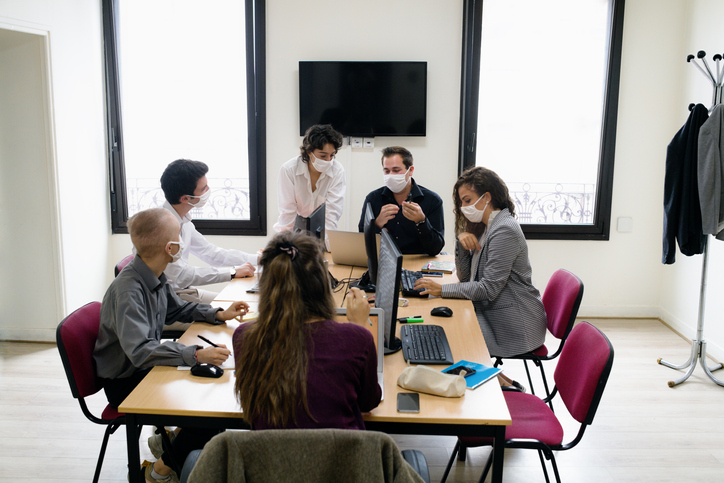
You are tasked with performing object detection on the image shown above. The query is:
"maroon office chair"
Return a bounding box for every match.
[114,254,134,277]
[441,321,614,483]
[56,302,125,483]
[494,269,584,405]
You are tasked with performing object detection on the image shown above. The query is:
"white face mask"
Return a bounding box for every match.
[461,194,489,223]
[166,238,184,263]
[383,168,410,193]
[311,154,334,174]
[188,188,211,209]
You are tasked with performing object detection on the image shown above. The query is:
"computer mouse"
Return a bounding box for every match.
[431,306,453,317]
[190,363,224,378]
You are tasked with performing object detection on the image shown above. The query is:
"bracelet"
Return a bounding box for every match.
[194,348,199,364]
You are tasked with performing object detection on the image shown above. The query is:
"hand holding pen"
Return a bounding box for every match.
[196,335,230,365]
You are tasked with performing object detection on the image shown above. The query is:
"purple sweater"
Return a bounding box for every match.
[233,319,382,430]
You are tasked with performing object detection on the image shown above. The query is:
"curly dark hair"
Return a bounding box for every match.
[452,166,516,236]
[299,124,344,164]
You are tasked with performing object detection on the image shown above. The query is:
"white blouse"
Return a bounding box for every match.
[273,155,346,237]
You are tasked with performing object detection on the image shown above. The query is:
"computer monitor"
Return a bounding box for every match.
[376,228,403,354]
[294,203,326,243]
[363,202,378,285]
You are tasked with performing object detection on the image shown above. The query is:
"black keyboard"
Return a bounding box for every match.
[400,324,454,364]
[401,269,428,298]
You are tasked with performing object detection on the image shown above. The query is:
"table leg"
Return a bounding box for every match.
[491,426,505,483]
[126,414,142,483]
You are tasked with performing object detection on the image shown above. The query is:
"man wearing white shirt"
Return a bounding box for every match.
[161,159,258,304]
[273,124,345,245]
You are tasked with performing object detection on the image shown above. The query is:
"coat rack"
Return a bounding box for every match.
[658,51,724,387]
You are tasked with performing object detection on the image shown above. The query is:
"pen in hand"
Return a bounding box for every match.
[197,335,219,348]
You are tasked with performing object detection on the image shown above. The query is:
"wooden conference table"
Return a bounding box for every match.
[120,254,511,483]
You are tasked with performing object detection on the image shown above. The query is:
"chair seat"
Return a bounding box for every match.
[101,404,124,420]
[459,391,564,448]
[531,344,548,357]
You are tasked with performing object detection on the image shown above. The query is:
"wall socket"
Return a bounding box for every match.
[363,137,375,148]
[350,137,363,148]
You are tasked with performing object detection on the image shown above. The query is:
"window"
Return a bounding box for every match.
[459,0,624,239]
[103,0,266,235]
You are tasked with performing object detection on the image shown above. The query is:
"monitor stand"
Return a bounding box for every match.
[384,337,402,355]
[350,270,376,293]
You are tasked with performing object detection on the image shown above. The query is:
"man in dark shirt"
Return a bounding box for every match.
[358,146,445,256]
[94,207,249,483]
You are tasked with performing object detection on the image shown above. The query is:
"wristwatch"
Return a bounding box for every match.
[415,218,426,227]
[230,267,236,280]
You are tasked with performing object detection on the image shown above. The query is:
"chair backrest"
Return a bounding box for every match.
[542,269,584,340]
[114,254,134,277]
[554,321,614,425]
[186,429,425,483]
[56,302,104,400]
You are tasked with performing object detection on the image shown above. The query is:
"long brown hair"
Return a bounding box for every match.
[234,232,335,427]
[452,166,516,237]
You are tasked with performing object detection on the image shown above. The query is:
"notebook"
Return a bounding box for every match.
[336,307,386,400]
[442,360,502,389]
[327,230,380,267]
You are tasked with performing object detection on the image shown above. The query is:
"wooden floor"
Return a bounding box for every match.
[2,319,724,482]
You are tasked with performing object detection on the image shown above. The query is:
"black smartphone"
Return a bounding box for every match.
[443,366,477,378]
[397,392,420,413]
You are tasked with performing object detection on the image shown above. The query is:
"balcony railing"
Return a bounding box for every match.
[507,182,595,225]
[127,177,251,220]
[127,178,594,225]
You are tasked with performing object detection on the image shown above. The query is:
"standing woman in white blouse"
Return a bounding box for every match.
[273,125,346,243]
[415,166,546,390]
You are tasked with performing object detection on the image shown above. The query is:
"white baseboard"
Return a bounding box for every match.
[0,328,56,343]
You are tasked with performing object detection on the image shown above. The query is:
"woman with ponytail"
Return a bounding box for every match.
[415,167,546,390]
[233,231,381,429]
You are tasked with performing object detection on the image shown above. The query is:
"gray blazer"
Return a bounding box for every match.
[698,104,724,240]
[441,209,546,358]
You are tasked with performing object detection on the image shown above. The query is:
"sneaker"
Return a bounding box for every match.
[144,463,179,483]
[148,430,176,459]
[501,380,526,393]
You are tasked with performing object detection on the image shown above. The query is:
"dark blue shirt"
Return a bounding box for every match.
[358,179,445,256]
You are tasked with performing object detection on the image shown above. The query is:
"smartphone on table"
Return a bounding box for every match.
[397,392,420,413]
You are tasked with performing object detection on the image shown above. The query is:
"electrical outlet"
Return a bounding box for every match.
[350,137,363,148]
[363,137,375,148]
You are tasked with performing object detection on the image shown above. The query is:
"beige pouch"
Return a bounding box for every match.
[397,365,466,398]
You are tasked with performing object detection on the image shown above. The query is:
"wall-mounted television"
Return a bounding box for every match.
[299,61,427,137]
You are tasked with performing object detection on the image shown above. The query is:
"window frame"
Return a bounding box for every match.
[458,0,625,240]
[102,0,267,236]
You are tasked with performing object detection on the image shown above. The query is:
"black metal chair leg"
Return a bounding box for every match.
[479,449,494,483]
[457,442,467,461]
[440,440,460,483]
[549,452,562,483]
[523,359,535,395]
[537,449,551,483]
[93,422,119,483]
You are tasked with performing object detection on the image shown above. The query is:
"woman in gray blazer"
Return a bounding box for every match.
[415,167,546,387]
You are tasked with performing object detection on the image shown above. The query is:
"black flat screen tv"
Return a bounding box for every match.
[299,61,427,137]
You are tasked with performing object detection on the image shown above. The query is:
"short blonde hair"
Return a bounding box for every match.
[127,208,179,257]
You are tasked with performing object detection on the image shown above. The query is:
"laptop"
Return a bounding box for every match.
[336,307,385,400]
[328,230,381,267]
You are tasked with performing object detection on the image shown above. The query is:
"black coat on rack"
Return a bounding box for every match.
[662,103,709,264]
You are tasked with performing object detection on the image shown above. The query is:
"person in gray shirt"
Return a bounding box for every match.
[93,207,249,483]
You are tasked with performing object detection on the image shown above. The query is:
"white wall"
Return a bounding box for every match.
[0,0,109,341]
[4,0,724,358]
